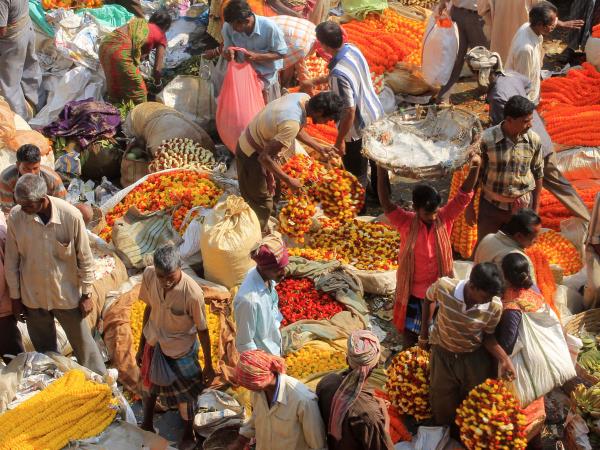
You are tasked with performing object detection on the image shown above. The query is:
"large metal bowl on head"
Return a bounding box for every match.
[362,105,482,180]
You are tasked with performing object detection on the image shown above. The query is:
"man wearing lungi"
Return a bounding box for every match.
[137,244,215,450]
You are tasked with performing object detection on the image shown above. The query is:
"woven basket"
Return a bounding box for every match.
[564,308,600,337]
[362,105,482,180]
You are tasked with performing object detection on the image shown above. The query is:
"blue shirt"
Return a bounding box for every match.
[222,14,288,86]
[233,267,283,356]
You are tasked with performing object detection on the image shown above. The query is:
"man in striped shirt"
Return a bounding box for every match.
[302,21,384,203]
[420,263,515,434]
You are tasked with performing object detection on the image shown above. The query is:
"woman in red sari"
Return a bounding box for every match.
[497,253,548,450]
[99,11,172,104]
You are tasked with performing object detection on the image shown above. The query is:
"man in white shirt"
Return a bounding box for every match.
[227,350,327,450]
[506,1,558,103]
[436,0,489,102]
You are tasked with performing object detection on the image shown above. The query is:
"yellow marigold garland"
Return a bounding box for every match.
[0,369,116,450]
[284,345,347,379]
[449,164,479,259]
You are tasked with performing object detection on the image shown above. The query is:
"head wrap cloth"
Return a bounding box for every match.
[251,234,289,271]
[235,350,286,391]
[466,46,504,87]
[329,330,381,440]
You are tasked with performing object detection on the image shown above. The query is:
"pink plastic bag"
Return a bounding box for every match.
[216,50,265,153]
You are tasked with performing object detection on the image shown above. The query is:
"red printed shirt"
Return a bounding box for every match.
[385,190,473,299]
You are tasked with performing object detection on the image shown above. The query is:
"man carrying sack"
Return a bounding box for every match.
[137,244,215,450]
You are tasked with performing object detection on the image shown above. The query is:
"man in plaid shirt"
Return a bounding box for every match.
[466,95,544,244]
[270,15,316,86]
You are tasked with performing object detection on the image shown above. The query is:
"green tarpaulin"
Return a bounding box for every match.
[29,0,134,37]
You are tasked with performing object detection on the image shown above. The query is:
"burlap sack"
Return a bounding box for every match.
[200,196,262,289]
[124,102,215,156]
[102,285,142,394]
[111,207,183,269]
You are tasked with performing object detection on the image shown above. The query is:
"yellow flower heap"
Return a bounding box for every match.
[385,347,432,421]
[130,300,220,369]
[0,370,116,450]
[285,344,347,380]
[290,219,401,271]
[456,379,527,450]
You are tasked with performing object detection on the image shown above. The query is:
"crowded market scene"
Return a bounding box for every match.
[2,0,600,448]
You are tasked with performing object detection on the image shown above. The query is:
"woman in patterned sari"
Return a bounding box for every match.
[99,11,172,104]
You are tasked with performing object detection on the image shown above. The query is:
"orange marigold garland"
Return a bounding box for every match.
[525,247,560,318]
[449,164,480,259]
[99,170,222,241]
[42,0,102,9]
[539,187,597,230]
[342,9,425,74]
[593,23,600,38]
[540,63,600,146]
[304,118,338,145]
[530,230,583,276]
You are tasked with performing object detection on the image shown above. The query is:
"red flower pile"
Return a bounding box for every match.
[276,277,344,326]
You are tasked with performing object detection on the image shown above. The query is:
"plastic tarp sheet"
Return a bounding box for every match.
[29,66,105,128]
[29,0,133,37]
[553,146,600,181]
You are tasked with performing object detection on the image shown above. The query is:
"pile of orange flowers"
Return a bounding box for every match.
[449,164,480,259]
[592,23,600,38]
[530,230,583,276]
[99,171,222,241]
[304,118,338,145]
[42,0,102,8]
[342,9,425,73]
[279,155,364,239]
[456,379,527,450]
[539,187,597,230]
[539,63,600,146]
[526,247,559,315]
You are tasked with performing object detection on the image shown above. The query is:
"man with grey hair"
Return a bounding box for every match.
[4,174,105,374]
[465,46,590,224]
[136,243,215,450]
